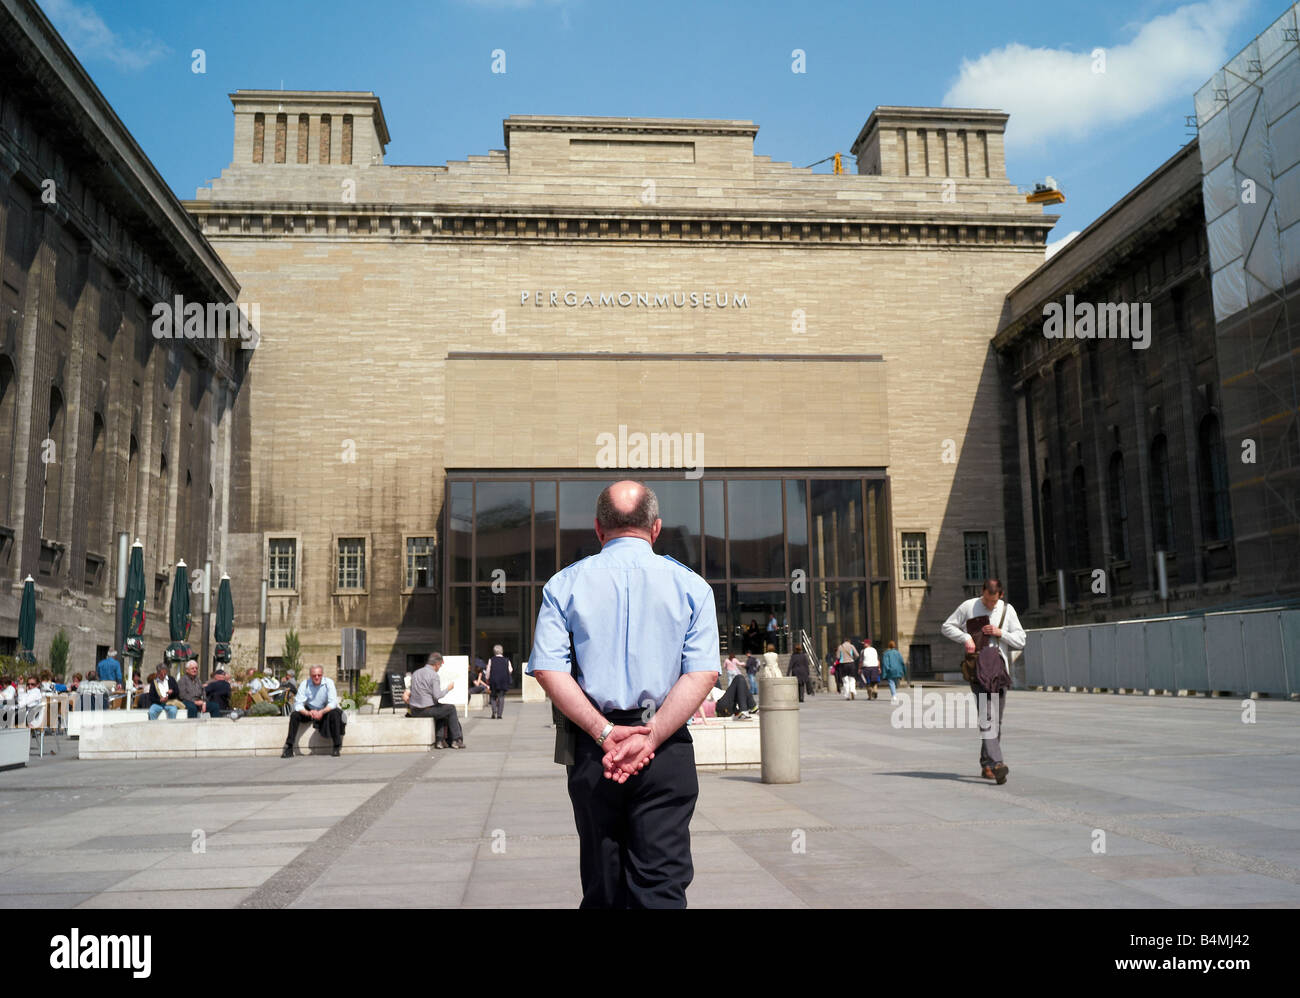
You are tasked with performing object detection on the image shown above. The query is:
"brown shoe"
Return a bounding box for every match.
[981,766,995,780]
[433,740,446,750]
[451,739,465,750]
[993,763,1009,785]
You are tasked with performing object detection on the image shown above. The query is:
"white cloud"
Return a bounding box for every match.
[1045,230,1081,259]
[942,0,1250,151]
[42,0,169,71]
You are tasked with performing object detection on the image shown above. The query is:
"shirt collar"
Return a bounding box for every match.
[601,536,652,551]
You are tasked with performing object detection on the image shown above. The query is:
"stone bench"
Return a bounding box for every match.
[78,713,438,759]
[67,709,191,736]
[0,728,27,770]
[467,692,488,711]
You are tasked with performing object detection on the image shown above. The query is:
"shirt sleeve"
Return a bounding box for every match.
[941,601,969,645]
[680,584,720,674]
[326,679,340,711]
[293,683,307,711]
[527,584,573,673]
[1000,604,1027,651]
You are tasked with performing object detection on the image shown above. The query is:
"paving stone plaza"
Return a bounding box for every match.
[3,691,1297,909]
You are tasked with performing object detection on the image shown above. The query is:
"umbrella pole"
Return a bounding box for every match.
[200,561,212,684]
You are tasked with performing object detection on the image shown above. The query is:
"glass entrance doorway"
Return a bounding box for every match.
[732,584,786,655]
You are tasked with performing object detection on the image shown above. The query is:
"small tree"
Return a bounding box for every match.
[49,629,70,678]
[282,628,302,676]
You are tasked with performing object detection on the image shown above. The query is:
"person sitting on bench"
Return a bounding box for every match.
[403,652,464,750]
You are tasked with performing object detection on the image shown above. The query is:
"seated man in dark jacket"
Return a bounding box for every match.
[144,663,182,720]
[203,668,232,718]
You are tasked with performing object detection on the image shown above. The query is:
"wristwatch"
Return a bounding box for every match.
[596,722,614,746]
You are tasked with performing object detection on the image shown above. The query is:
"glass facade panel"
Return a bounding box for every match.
[447,473,892,681]
[785,479,808,579]
[703,479,725,579]
[475,482,531,583]
[534,481,557,581]
[654,479,701,571]
[474,586,528,685]
[559,480,605,568]
[727,479,783,578]
[868,481,889,578]
[810,479,864,577]
[448,481,472,583]
[447,585,471,656]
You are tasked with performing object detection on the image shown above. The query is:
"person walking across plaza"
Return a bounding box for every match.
[881,640,906,704]
[836,637,859,700]
[529,480,719,908]
[282,665,345,758]
[942,578,1025,785]
[486,645,513,719]
[787,642,813,702]
[860,638,881,699]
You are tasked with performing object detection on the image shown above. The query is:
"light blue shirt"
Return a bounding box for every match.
[293,676,340,712]
[96,657,122,685]
[527,536,719,712]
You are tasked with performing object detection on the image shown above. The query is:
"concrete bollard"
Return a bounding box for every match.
[758,676,800,784]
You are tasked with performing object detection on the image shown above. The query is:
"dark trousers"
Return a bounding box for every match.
[566,720,698,909]
[793,677,810,702]
[285,708,344,748]
[409,703,462,742]
[490,690,506,718]
[182,699,204,718]
[973,686,1007,767]
[716,675,755,716]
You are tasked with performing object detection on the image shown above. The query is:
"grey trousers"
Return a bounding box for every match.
[490,691,506,717]
[975,688,1007,766]
[409,702,462,742]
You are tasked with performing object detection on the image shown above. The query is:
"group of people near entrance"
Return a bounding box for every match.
[831,637,907,702]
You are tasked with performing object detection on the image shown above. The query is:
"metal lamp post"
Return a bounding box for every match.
[258,578,268,673]
[114,532,129,654]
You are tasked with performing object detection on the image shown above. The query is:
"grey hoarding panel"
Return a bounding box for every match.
[1023,631,1045,686]
[1144,620,1177,690]
[1040,629,1067,687]
[1172,616,1211,691]
[1281,611,1300,696]
[1090,624,1118,688]
[1065,627,1091,687]
[1115,621,1147,689]
[1240,612,1287,695]
[1205,614,1247,691]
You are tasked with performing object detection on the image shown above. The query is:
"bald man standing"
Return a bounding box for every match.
[529,480,720,908]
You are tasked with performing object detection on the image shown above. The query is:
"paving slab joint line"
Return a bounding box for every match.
[237,752,447,908]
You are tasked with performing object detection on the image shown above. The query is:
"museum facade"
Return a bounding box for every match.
[185,92,1055,679]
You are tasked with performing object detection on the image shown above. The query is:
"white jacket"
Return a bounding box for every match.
[941,597,1026,674]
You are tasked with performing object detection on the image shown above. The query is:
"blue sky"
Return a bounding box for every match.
[40,0,1268,252]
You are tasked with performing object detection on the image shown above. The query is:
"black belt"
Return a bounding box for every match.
[553,699,653,766]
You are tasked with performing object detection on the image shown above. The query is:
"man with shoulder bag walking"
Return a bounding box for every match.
[942,578,1025,784]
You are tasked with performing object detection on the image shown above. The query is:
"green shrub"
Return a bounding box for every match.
[49,630,70,678]
[247,701,280,717]
[282,628,302,676]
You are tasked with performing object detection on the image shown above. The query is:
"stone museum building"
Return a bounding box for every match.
[0,0,248,670]
[5,0,1296,684]
[185,90,1055,678]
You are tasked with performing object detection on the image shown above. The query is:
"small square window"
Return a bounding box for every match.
[337,537,366,590]
[901,533,928,582]
[963,531,989,583]
[268,537,297,591]
[405,536,436,590]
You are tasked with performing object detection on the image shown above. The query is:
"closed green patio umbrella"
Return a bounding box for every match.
[213,572,234,668]
[164,560,194,666]
[17,575,36,666]
[121,540,146,675]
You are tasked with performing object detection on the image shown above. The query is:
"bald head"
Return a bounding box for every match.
[595,480,662,545]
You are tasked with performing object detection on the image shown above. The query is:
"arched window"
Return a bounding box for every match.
[1150,434,1174,551]
[42,387,65,538]
[1071,466,1091,566]
[1198,415,1232,542]
[125,434,139,540]
[152,451,169,569]
[1039,479,1056,570]
[1107,451,1129,561]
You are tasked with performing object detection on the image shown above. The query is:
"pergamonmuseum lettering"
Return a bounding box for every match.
[520,290,749,308]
